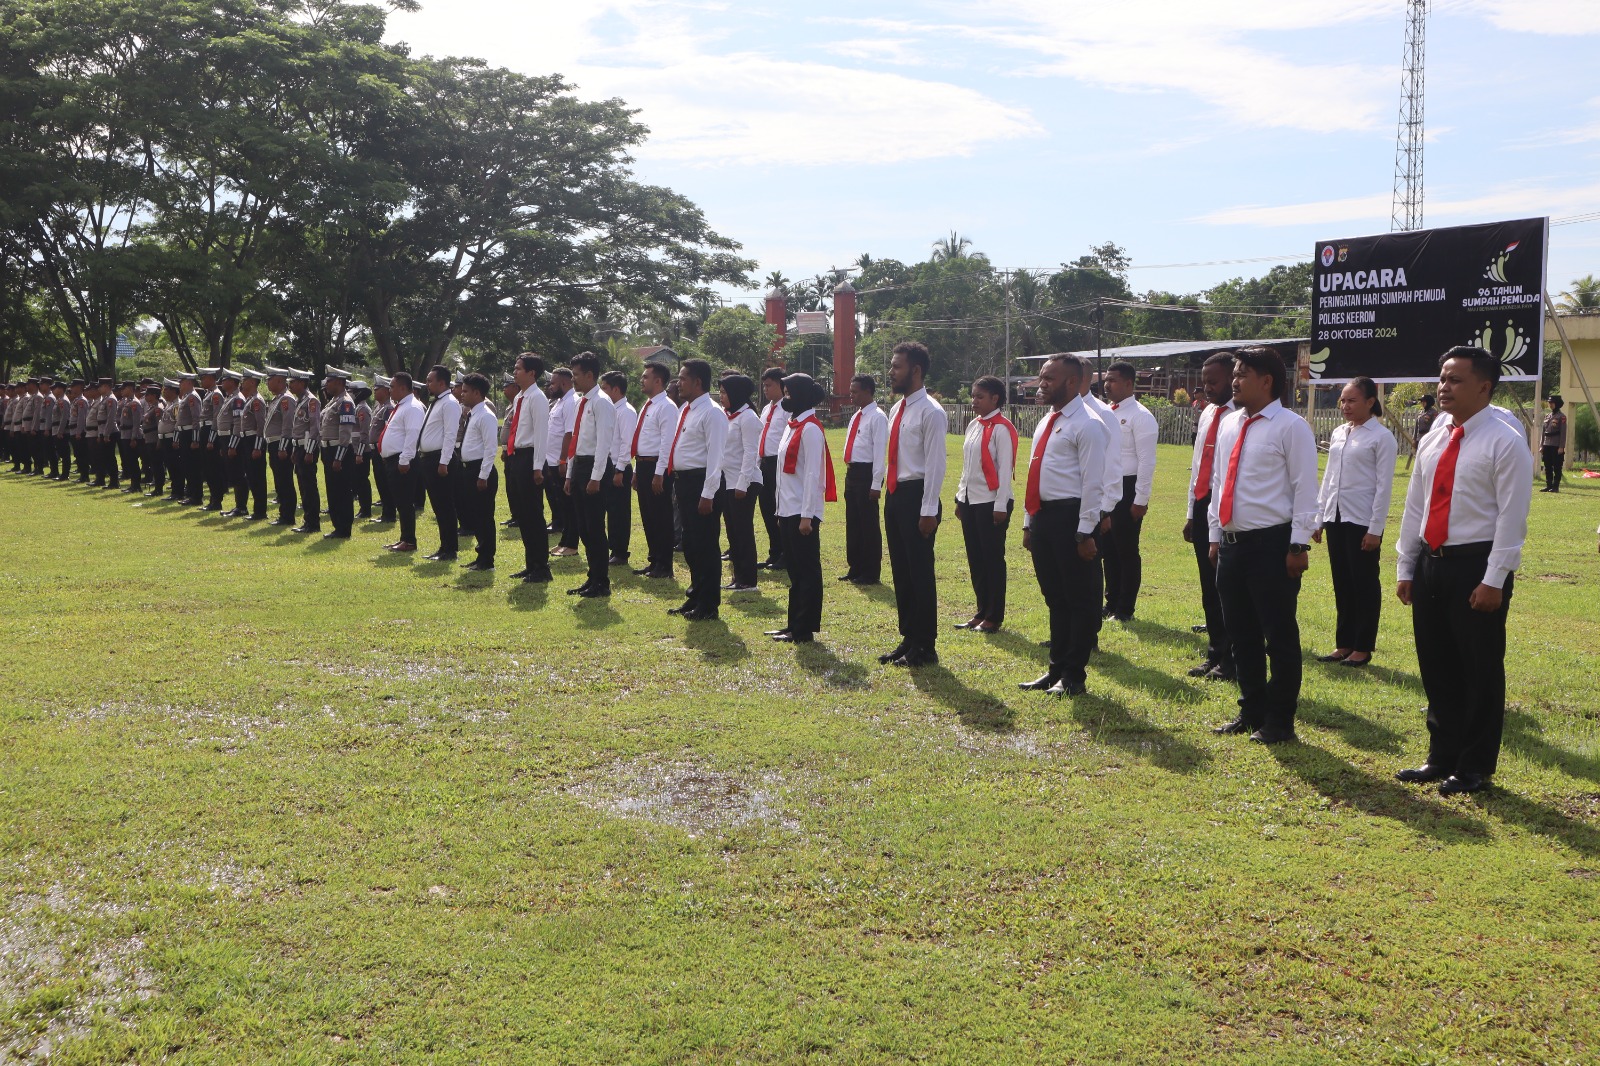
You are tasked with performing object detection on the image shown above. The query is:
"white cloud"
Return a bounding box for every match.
[824,38,924,65]
[1194,181,1600,228]
[1449,0,1600,35]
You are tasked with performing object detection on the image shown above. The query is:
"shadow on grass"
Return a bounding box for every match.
[1312,659,1424,692]
[1063,690,1212,774]
[909,664,1014,733]
[795,641,870,689]
[681,616,749,662]
[1470,787,1600,857]
[1297,697,1406,755]
[726,593,782,619]
[1121,617,1207,652]
[1092,649,1206,705]
[625,573,687,601]
[371,550,417,567]
[1505,710,1600,787]
[1268,742,1490,844]
[505,580,551,611]
[847,580,897,607]
[454,570,495,592]
[571,595,623,629]
[980,627,1051,666]
[304,536,348,554]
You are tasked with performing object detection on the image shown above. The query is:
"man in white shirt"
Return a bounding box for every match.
[378,370,425,552]
[1019,355,1104,697]
[600,370,636,567]
[1395,346,1532,796]
[544,368,578,552]
[755,367,788,571]
[1182,353,1237,681]
[1206,347,1320,744]
[415,364,463,562]
[563,352,617,597]
[879,342,948,668]
[840,373,889,585]
[661,358,727,620]
[1101,361,1159,621]
[631,362,679,579]
[503,354,552,582]
[457,373,500,571]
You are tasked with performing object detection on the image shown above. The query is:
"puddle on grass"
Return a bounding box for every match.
[564,755,801,838]
[62,702,284,752]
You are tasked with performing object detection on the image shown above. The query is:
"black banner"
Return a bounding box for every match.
[1310,217,1547,383]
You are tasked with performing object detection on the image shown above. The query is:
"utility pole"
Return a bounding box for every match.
[1391,0,1428,232]
[1003,268,1012,405]
[1093,299,1105,391]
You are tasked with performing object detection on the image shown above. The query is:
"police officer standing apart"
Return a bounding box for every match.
[319,368,357,539]
[289,369,322,533]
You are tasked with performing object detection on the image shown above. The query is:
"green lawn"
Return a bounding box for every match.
[2,437,1597,1064]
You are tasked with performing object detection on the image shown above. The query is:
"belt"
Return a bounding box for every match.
[159,432,175,440]
[635,454,659,462]
[200,420,213,427]
[1220,524,1291,545]
[1034,498,1082,512]
[265,435,281,444]
[300,436,316,448]
[1422,540,1492,560]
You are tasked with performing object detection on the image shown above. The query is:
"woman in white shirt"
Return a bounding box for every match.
[1312,376,1398,666]
[954,376,1017,633]
[717,373,763,591]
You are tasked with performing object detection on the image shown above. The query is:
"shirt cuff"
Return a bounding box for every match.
[1481,565,1510,589]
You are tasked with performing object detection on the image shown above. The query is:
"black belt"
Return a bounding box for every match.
[1422,540,1492,560]
[1220,524,1290,545]
[1034,498,1082,512]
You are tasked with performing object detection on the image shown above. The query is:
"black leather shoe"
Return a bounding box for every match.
[1395,764,1448,784]
[668,603,693,616]
[1018,673,1060,691]
[684,607,719,621]
[290,525,315,533]
[764,628,791,637]
[1249,726,1298,745]
[878,643,908,665]
[1187,660,1217,678]
[893,648,938,668]
[268,518,289,525]
[608,556,627,566]
[837,574,856,582]
[1316,651,1351,663]
[423,551,455,562]
[322,531,350,539]
[772,632,812,643]
[1047,679,1086,697]
[579,586,610,598]
[509,569,530,579]
[1205,664,1236,682]
[463,561,494,572]
[1339,655,1371,668]
[566,584,592,596]
[1213,717,1249,735]
[522,572,552,584]
[1439,773,1487,796]
[632,566,654,575]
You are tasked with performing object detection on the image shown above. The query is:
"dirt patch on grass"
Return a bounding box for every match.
[564,755,801,838]
[60,701,284,752]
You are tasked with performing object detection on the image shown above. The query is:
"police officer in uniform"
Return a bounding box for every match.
[367,376,395,524]
[173,373,202,502]
[206,370,240,510]
[319,368,357,539]
[150,380,177,497]
[261,368,297,525]
[117,381,143,492]
[348,380,374,519]
[288,369,322,533]
[194,368,222,506]
[231,370,269,520]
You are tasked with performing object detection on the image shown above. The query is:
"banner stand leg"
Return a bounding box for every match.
[1546,294,1600,466]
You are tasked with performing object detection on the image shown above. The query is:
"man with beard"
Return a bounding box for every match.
[502,354,552,582]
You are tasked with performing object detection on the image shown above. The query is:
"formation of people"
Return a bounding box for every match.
[0,341,1534,795]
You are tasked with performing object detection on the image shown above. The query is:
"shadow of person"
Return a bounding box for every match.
[506,582,550,611]
[304,536,348,553]
[1468,787,1600,857]
[1063,691,1212,774]
[794,641,870,690]
[727,593,783,619]
[1504,709,1600,787]
[1121,617,1208,651]
[1268,742,1490,844]
[625,573,687,601]
[454,570,495,592]
[976,627,1051,667]
[371,550,416,567]
[681,616,749,662]
[1314,660,1424,692]
[1296,697,1407,755]
[1092,650,1206,705]
[849,581,897,607]
[909,664,1015,733]
[571,596,623,629]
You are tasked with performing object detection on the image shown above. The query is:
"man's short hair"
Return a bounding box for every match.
[551,367,573,381]
[681,359,712,391]
[1233,346,1287,400]
[600,370,628,391]
[515,353,545,377]
[1106,360,1137,382]
[1044,353,1084,382]
[461,372,489,396]
[1201,351,1235,372]
[1440,345,1501,388]
[892,341,930,376]
[761,366,785,384]
[972,375,1006,400]
[426,364,450,385]
[644,362,671,387]
[390,371,413,393]
[850,373,877,394]
[570,351,600,378]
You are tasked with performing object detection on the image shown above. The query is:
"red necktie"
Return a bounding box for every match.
[1218,413,1264,529]
[1423,425,1465,551]
[884,402,906,493]
[566,397,587,461]
[630,396,651,458]
[1193,405,1223,501]
[783,416,838,502]
[1024,410,1060,516]
[375,404,392,454]
[979,413,1018,492]
[758,403,778,454]
[843,410,861,462]
[505,394,521,455]
[665,403,691,473]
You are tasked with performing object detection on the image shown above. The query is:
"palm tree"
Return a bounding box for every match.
[763,270,790,293]
[930,230,973,263]
[1557,274,1600,313]
[853,253,874,272]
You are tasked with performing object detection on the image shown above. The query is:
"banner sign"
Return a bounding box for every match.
[1310,217,1547,383]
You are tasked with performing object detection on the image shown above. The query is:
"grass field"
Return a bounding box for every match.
[2,435,1598,1064]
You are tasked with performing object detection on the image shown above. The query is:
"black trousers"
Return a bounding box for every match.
[418,451,456,553]
[719,480,759,587]
[228,444,248,511]
[569,456,612,589]
[119,440,140,489]
[1190,495,1230,667]
[205,435,227,506]
[674,468,722,612]
[635,458,674,573]
[72,437,89,482]
[1325,519,1382,653]
[373,450,394,521]
[884,479,939,651]
[294,446,322,530]
[241,446,267,518]
[1102,474,1144,617]
[269,441,296,522]
[844,462,882,581]
[504,450,550,575]
[385,456,418,545]
[1541,444,1562,490]
[959,499,1010,627]
[322,449,353,535]
[144,438,164,492]
[1216,524,1303,731]
[461,458,497,565]
[52,435,68,478]
[758,455,783,564]
[1030,499,1102,686]
[174,431,195,497]
[454,449,476,534]
[101,434,121,486]
[353,454,372,516]
[1412,545,1511,776]
[547,462,578,547]
[606,465,633,559]
[781,514,823,637]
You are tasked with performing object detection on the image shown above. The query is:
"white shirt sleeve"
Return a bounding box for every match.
[398,402,420,466]
[920,400,946,518]
[1132,406,1158,506]
[701,403,728,499]
[588,393,615,481]
[800,422,825,519]
[1367,426,1398,537]
[1288,417,1321,545]
[738,413,761,492]
[869,407,887,491]
[992,425,1016,514]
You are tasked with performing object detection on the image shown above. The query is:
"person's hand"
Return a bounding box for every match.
[956,501,965,521]
[734,489,746,499]
[652,475,664,495]
[398,464,410,475]
[1468,583,1503,612]
[1396,580,1413,606]
[993,508,1007,526]
[477,478,488,492]
[533,468,544,485]
[870,489,880,502]
[918,515,937,538]
[1099,515,1112,534]
[585,480,599,495]
[332,459,342,472]
[1360,533,1381,552]
[1181,519,1193,544]
[205,441,215,450]
[1077,536,1098,562]
[252,449,262,460]
[1286,549,1309,578]
[437,463,448,478]
[564,479,573,496]
[191,442,200,450]
[1311,528,1323,545]
[355,455,365,465]
[612,472,623,488]
[1022,529,1032,552]
[698,497,712,516]
[1131,503,1147,519]
[1208,543,1219,566]
[799,517,813,536]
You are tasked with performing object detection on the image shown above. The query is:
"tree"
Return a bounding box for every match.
[1557,274,1600,314]
[695,306,777,378]
[930,230,972,263]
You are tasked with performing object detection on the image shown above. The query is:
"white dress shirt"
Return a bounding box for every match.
[631,392,678,459]
[757,401,786,459]
[1083,392,1122,516]
[720,405,763,493]
[956,412,1016,512]
[1109,396,1159,506]
[1188,400,1235,498]
[1206,399,1321,544]
[1317,417,1398,534]
[1395,405,1532,588]
[382,393,426,464]
[545,387,576,466]
[666,392,727,499]
[459,401,499,470]
[1021,395,1103,536]
[611,397,636,471]
[505,387,549,467]
[775,408,828,519]
[886,387,947,517]
[843,400,889,491]
[416,391,461,462]
[569,385,616,480]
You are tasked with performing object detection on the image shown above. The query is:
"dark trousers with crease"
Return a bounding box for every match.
[781,514,823,637]
[460,458,497,565]
[758,455,783,564]
[353,454,372,516]
[674,468,721,612]
[606,465,633,560]
[1102,474,1144,617]
[119,440,139,489]
[884,479,939,651]
[505,450,550,575]
[1030,499,1102,686]
[569,456,611,589]
[418,451,456,553]
[720,479,758,587]
[101,435,121,485]
[1190,495,1230,667]
[293,446,321,530]
[374,451,394,521]
[1541,444,1562,490]
[1216,524,1302,731]
[844,462,882,581]
[1412,545,1511,776]
[269,442,296,522]
[549,462,579,548]
[1325,518,1382,653]
[959,499,1010,627]
[385,456,418,545]
[635,457,673,572]
[243,447,267,518]
[173,431,195,497]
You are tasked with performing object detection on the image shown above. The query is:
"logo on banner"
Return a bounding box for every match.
[1472,318,1530,370]
[1320,245,1336,268]
[1485,241,1521,284]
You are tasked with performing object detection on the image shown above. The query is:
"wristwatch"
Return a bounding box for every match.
[1289,543,1311,554]
[1074,532,1091,543]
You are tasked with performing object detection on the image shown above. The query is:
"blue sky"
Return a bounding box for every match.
[386,1,1600,311]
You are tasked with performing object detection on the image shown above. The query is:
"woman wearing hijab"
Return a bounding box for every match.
[1312,376,1397,667]
[717,373,763,592]
[954,375,1017,632]
[769,373,835,643]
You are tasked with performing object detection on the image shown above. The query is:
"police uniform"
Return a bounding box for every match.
[368,377,395,522]
[94,381,121,488]
[318,369,356,537]
[289,370,322,533]
[231,371,269,520]
[207,373,240,509]
[174,376,202,502]
[117,385,143,491]
[262,368,298,524]
[150,382,177,497]
[349,383,374,519]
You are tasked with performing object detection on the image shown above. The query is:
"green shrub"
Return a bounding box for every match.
[1574,400,1600,454]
